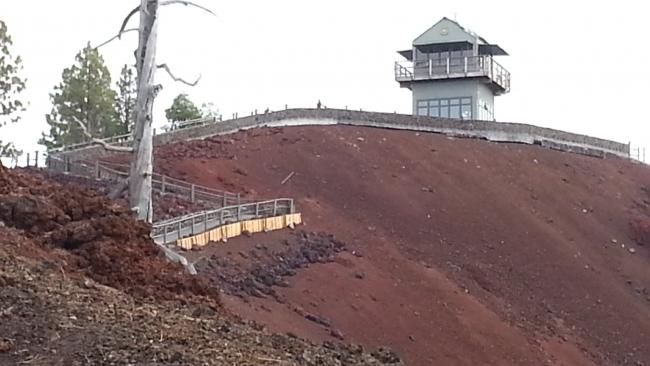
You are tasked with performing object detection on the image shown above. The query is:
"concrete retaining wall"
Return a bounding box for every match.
[52,108,630,161]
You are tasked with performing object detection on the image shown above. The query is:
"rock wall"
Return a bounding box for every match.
[52,109,630,161]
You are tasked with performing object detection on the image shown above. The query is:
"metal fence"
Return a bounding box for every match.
[45,156,248,206]
[630,145,647,164]
[44,155,296,246]
[4,151,49,168]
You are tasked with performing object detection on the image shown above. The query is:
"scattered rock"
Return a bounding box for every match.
[233,167,248,176]
[371,347,401,363]
[305,313,331,327]
[192,304,216,318]
[82,278,95,289]
[354,272,365,279]
[293,306,306,317]
[629,248,636,254]
[560,334,569,342]
[330,328,345,340]
[0,339,13,353]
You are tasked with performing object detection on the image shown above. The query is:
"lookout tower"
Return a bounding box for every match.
[395,17,510,121]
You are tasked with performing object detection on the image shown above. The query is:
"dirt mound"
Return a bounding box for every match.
[154,125,650,366]
[155,135,237,160]
[0,164,220,306]
[0,226,402,366]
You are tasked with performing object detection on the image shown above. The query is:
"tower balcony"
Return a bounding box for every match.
[395,55,511,95]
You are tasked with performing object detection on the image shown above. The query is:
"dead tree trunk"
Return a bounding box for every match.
[87,0,213,222]
[129,0,159,223]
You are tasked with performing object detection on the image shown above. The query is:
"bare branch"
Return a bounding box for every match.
[108,179,129,199]
[119,6,141,39]
[100,1,216,51]
[157,63,201,86]
[94,3,145,50]
[95,28,139,49]
[71,117,134,153]
[159,0,216,16]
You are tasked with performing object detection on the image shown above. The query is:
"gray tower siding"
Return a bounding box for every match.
[476,83,495,121]
[411,79,494,120]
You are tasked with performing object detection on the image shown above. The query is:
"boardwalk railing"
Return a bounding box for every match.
[45,154,296,246]
[42,154,297,274]
[151,198,295,245]
[45,155,249,206]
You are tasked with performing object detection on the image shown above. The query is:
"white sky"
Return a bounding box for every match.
[2,0,649,160]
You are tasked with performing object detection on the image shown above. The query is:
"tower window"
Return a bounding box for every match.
[416,97,472,119]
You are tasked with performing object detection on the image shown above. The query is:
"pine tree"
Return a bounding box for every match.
[115,64,136,135]
[0,20,26,158]
[40,43,118,149]
[201,102,221,120]
[165,93,202,124]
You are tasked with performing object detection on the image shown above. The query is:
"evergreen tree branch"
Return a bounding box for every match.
[71,116,134,153]
[157,63,201,86]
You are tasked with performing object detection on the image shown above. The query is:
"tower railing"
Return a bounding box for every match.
[395,55,510,93]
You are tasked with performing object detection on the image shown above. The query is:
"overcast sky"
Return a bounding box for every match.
[2,0,649,161]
